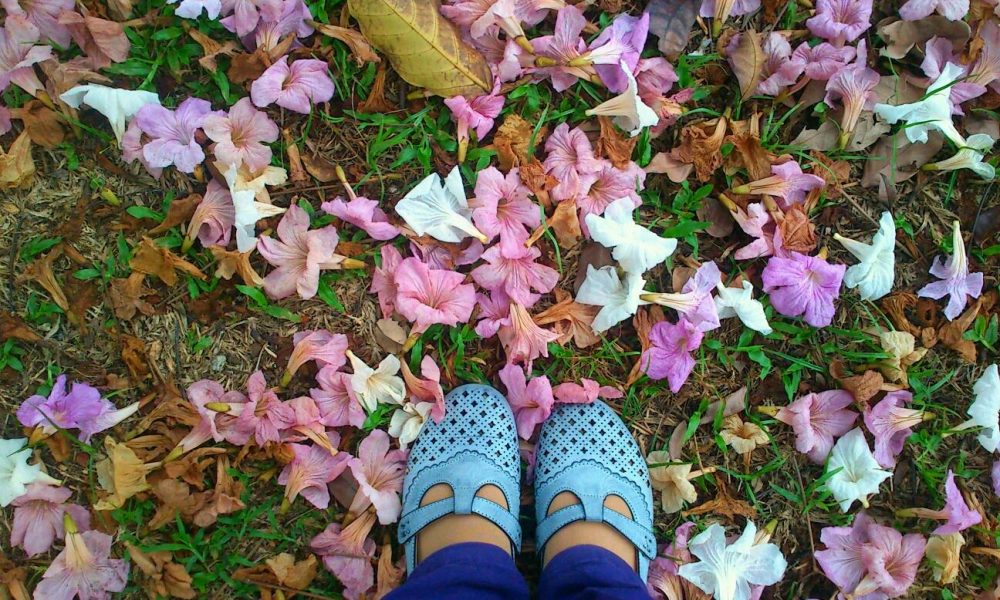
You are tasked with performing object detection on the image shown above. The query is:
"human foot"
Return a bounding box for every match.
[416,483,511,562]
[542,491,637,568]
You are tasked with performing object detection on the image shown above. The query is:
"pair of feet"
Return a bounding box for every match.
[400,384,654,576]
[416,486,638,570]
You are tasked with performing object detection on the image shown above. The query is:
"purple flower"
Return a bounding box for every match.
[815,512,925,599]
[169,0,222,19]
[35,526,129,600]
[220,0,266,37]
[824,54,880,147]
[899,0,968,20]
[202,97,279,171]
[917,221,983,320]
[634,57,679,105]
[0,16,52,97]
[247,0,313,52]
[472,243,558,307]
[17,375,138,443]
[586,11,650,93]
[578,160,642,223]
[530,6,591,91]
[471,166,539,247]
[776,390,857,464]
[321,195,399,241]
[257,204,347,300]
[791,42,855,81]
[733,160,825,209]
[763,252,845,328]
[11,484,90,557]
[499,363,554,439]
[806,0,873,45]
[544,123,603,201]
[394,257,477,334]
[133,98,214,174]
[756,33,803,96]
[1,0,74,47]
[992,460,1000,497]
[862,390,927,468]
[641,318,703,393]
[444,92,505,159]
[251,57,334,114]
[311,366,366,428]
[186,180,235,248]
[935,470,982,534]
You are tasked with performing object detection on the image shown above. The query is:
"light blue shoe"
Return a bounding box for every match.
[396,384,522,574]
[534,400,657,580]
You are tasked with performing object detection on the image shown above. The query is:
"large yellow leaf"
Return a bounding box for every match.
[348,0,492,97]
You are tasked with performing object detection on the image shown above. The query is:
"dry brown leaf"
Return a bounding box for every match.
[0,557,31,600]
[149,194,203,235]
[492,114,537,172]
[676,117,729,182]
[162,447,227,488]
[809,151,851,199]
[549,200,582,248]
[790,121,839,151]
[130,237,207,286]
[95,437,158,510]
[573,243,614,294]
[595,116,637,169]
[194,456,245,527]
[534,288,600,349]
[267,554,318,591]
[227,35,296,83]
[374,544,405,599]
[107,0,135,20]
[881,292,921,335]
[301,153,339,182]
[282,129,308,183]
[646,150,694,182]
[20,246,70,313]
[648,0,699,58]
[12,101,65,148]
[682,480,756,520]
[348,0,492,97]
[1,131,35,189]
[210,247,264,286]
[926,532,964,584]
[862,132,943,188]
[697,197,735,238]
[0,312,41,342]
[187,27,239,73]
[121,334,150,382]
[357,62,397,114]
[519,158,557,208]
[725,119,776,181]
[876,15,971,60]
[313,22,381,65]
[938,297,983,362]
[728,31,764,102]
[126,543,197,600]
[779,205,817,254]
[375,317,407,354]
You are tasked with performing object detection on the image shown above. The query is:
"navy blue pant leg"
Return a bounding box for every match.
[384,542,530,600]
[538,545,651,600]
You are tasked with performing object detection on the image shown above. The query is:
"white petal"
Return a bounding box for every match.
[714,281,772,335]
[576,265,647,333]
[395,170,485,243]
[586,62,659,137]
[826,428,891,512]
[969,364,1000,452]
[0,438,50,506]
[60,84,161,143]
[837,211,896,301]
[586,198,676,274]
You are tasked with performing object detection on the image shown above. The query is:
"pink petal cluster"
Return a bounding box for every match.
[231,371,296,445]
[756,33,803,96]
[176,379,249,453]
[678,261,722,332]
[497,301,559,368]
[311,514,377,600]
[284,329,349,384]
[699,0,761,19]
[311,366,366,428]
[806,0,873,45]
[862,391,925,468]
[899,0,968,20]
[278,440,350,509]
[544,122,604,201]
[586,11,649,93]
[791,42,856,81]
[202,97,279,171]
[776,390,857,464]
[186,181,235,247]
[762,252,845,328]
[0,16,52,97]
[258,204,344,300]
[11,484,90,557]
[18,375,138,443]
[35,527,130,599]
[471,166,539,248]
[395,257,477,335]
[236,0,313,52]
[815,513,925,599]
[499,363,554,439]
[251,57,335,114]
[577,160,643,224]
[347,429,408,525]
[475,289,514,338]
[472,244,558,307]
[733,203,777,259]
[641,319,703,393]
[647,522,697,597]
[371,245,404,319]
[322,196,399,241]
[131,98,216,174]
[1,0,75,47]
[402,355,446,423]
[444,92,505,144]
[553,378,623,404]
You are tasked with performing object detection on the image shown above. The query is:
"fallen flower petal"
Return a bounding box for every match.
[925,532,964,584]
[576,265,647,333]
[60,84,160,143]
[497,302,559,367]
[322,195,400,241]
[762,251,845,328]
[311,511,377,600]
[251,56,335,114]
[347,429,407,524]
[733,160,825,209]
[472,243,558,307]
[35,517,129,600]
[899,0,969,20]
[585,197,676,275]
[774,389,857,464]
[387,401,435,447]
[258,204,348,300]
[347,351,405,412]
[400,355,445,423]
[874,62,969,147]
[924,133,996,179]
[863,390,928,468]
[647,451,698,514]
[714,280,772,335]
[499,363,554,439]
[371,245,403,319]
[444,91,504,161]
[806,0,873,45]
[834,211,896,301]
[585,60,658,137]
[283,329,348,386]
[917,220,984,321]
[395,167,487,243]
[202,97,279,172]
[0,17,54,97]
[11,483,90,557]
[311,366,366,429]
[553,378,622,405]
[825,427,891,511]
[678,521,787,600]
[470,166,539,247]
[641,318,703,393]
[278,440,349,509]
[395,257,477,335]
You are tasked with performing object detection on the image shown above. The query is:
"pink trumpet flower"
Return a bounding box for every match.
[444,92,504,162]
[499,363,554,439]
[321,170,399,241]
[11,484,90,557]
[401,355,446,423]
[185,181,235,249]
[282,329,348,386]
[472,244,559,307]
[394,257,477,335]
[310,366,366,428]
[173,380,248,456]
[863,391,930,468]
[475,289,514,339]
[806,0,873,45]
[251,57,334,114]
[544,122,603,201]
[585,11,649,93]
[731,161,824,209]
[641,318,703,393]
[232,371,295,446]
[471,166,539,247]
[258,205,359,300]
[530,6,592,92]
[578,161,643,225]
[278,440,350,509]
[498,302,559,368]
[371,245,403,319]
[133,98,215,174]
[202,97,279,171]
[824,52,880,148]
[917,221,984,321]
[790,42,856,81]
[762,252,845,328]
[899,0,969,20]
[0,16,52,97]
[18,375,138,443]
[756,33,803,96]
[775,390,857,464]
[898,470,983,534]
[35,515,129,600]
[347,429,408,525]
[311,511,377,600]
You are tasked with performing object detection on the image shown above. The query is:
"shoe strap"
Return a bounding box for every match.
[535,501,657,561]
[398,495,523,547]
